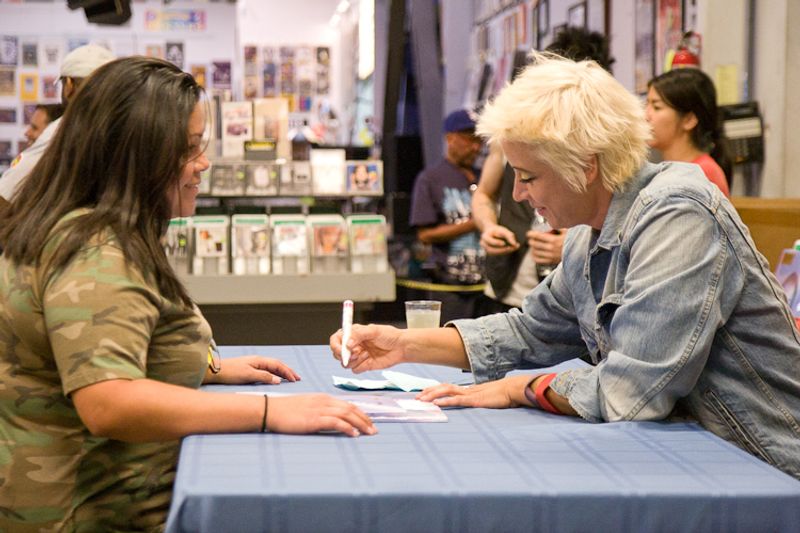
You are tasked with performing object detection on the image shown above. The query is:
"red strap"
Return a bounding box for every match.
[535,373,560,414]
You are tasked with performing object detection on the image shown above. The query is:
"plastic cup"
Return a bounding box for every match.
[405,300,442,329]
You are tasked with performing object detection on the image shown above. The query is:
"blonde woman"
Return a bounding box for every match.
[332,53,800,481]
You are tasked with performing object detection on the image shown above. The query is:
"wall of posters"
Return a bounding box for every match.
[0,0,236,162]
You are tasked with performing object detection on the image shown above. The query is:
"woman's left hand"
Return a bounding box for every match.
[415,374,532,409]
[204,355,301,385]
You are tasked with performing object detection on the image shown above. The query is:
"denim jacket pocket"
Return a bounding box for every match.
[595,293,623,359]
[704,389,777,466]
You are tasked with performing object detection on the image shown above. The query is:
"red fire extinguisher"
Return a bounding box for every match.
[667,31,702,70]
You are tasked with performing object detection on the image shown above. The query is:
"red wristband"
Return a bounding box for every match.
[524,373,560,414]
[535,373,560,414]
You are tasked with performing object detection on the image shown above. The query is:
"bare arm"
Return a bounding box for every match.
[72,378,377,441]
[472,144,519,254]
[471,143,505,232]
[330,324,469,373]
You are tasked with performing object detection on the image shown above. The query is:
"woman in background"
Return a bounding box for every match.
[646,68,731,196]
[0,56,375,531]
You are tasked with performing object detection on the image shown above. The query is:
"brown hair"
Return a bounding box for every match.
[0,56,202,306]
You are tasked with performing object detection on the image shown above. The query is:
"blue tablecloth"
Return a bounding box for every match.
[165,345,800,533]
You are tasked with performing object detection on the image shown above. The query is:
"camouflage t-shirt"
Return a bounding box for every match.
[0,214,210,532]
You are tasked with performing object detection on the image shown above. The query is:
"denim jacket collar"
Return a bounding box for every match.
[592,162,660,253]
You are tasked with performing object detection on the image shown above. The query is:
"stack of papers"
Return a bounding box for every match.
[332,370,440,392]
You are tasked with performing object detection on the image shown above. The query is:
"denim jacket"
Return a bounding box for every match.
[453,162,800,479]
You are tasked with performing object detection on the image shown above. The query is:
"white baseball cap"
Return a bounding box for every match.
[60,44,116,78]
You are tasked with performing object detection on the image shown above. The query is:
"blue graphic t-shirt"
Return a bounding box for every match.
[410,159,485,285]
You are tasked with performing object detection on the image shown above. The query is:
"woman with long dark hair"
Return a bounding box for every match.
[646,68,731,196]
[0,56,375,531]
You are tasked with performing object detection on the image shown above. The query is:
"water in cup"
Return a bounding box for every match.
[405,300,441,329]
[531,211,558,279]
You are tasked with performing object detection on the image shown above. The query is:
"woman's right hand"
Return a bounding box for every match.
[330,324,406,373]
[268,393,377,437]
[480,223,519,256]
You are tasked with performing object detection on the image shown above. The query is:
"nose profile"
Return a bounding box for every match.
[512,174,529,203]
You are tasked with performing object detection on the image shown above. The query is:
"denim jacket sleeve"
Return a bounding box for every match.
[453,179,746,423]
[552,192,745,422]
[451,229,591,383]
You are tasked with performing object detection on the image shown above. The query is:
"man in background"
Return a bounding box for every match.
[410,109,488,323]
[0,44,115,208]
[23,103,65,147]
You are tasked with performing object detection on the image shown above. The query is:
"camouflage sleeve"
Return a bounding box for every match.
[42,239,162,396]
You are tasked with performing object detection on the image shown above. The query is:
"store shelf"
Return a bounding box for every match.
[180,271,396,305]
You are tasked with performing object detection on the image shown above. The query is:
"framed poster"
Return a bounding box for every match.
[568,1,587,29]
[656,0,683,75]
[536,0,549,49]
[634,0,655,95]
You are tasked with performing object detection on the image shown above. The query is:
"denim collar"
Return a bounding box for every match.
[592,162,661,253]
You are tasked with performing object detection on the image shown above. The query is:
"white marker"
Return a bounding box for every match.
[341,300,354,366]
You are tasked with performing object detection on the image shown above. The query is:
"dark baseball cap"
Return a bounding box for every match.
[443,109,476,133]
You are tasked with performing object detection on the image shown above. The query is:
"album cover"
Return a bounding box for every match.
[192,215,230,275]
[310,148,346,196]
[345,160,383,196]
[232,214,270,275]
[221,101,253,158]
[252,97,289,159]
[271,215,309,275]
[245,163,279,196]
[210,163,246,196]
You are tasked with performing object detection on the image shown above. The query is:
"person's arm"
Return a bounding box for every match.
[72,379,375,441]
[47,239,375,440]
[416,220,477,244]
[550,197,744,422]
[330,324,469,373]
[472,143,504,232]
[472,144,519,254]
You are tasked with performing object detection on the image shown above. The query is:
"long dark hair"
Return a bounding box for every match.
[648,68,732,179]
[0,56,202,306]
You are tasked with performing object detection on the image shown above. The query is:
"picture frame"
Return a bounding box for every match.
[536,0,549,48]
[634,0,656,95]
[655,0,684,75]
[568,1,587,29]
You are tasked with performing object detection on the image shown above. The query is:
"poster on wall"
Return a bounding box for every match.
[634,0,655,95]
[41,41,62,67]
[1,36,18,66]
[190,65,206,88]
[145,9,207,32]
[145,44,164,59]
[21,42,38,67]
[279,46,296,110]
[0,68,15,97]
[20,73,38,102]
[316,46,330,95]
[23,103,37,124]
[0,140,12,162]
[655,0,683,75]
[212,61,232,89]
[0,107,16,124]
[165,42,184,69]
[263,47,277,97]
[42,76,58,99]
[244,45,257,75]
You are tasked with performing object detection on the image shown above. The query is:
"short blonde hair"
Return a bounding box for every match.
[477,52,650,192]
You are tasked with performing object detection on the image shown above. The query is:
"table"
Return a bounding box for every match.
[165,346,800,533]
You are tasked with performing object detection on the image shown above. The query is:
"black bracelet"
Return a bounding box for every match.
[261,394,269,433]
